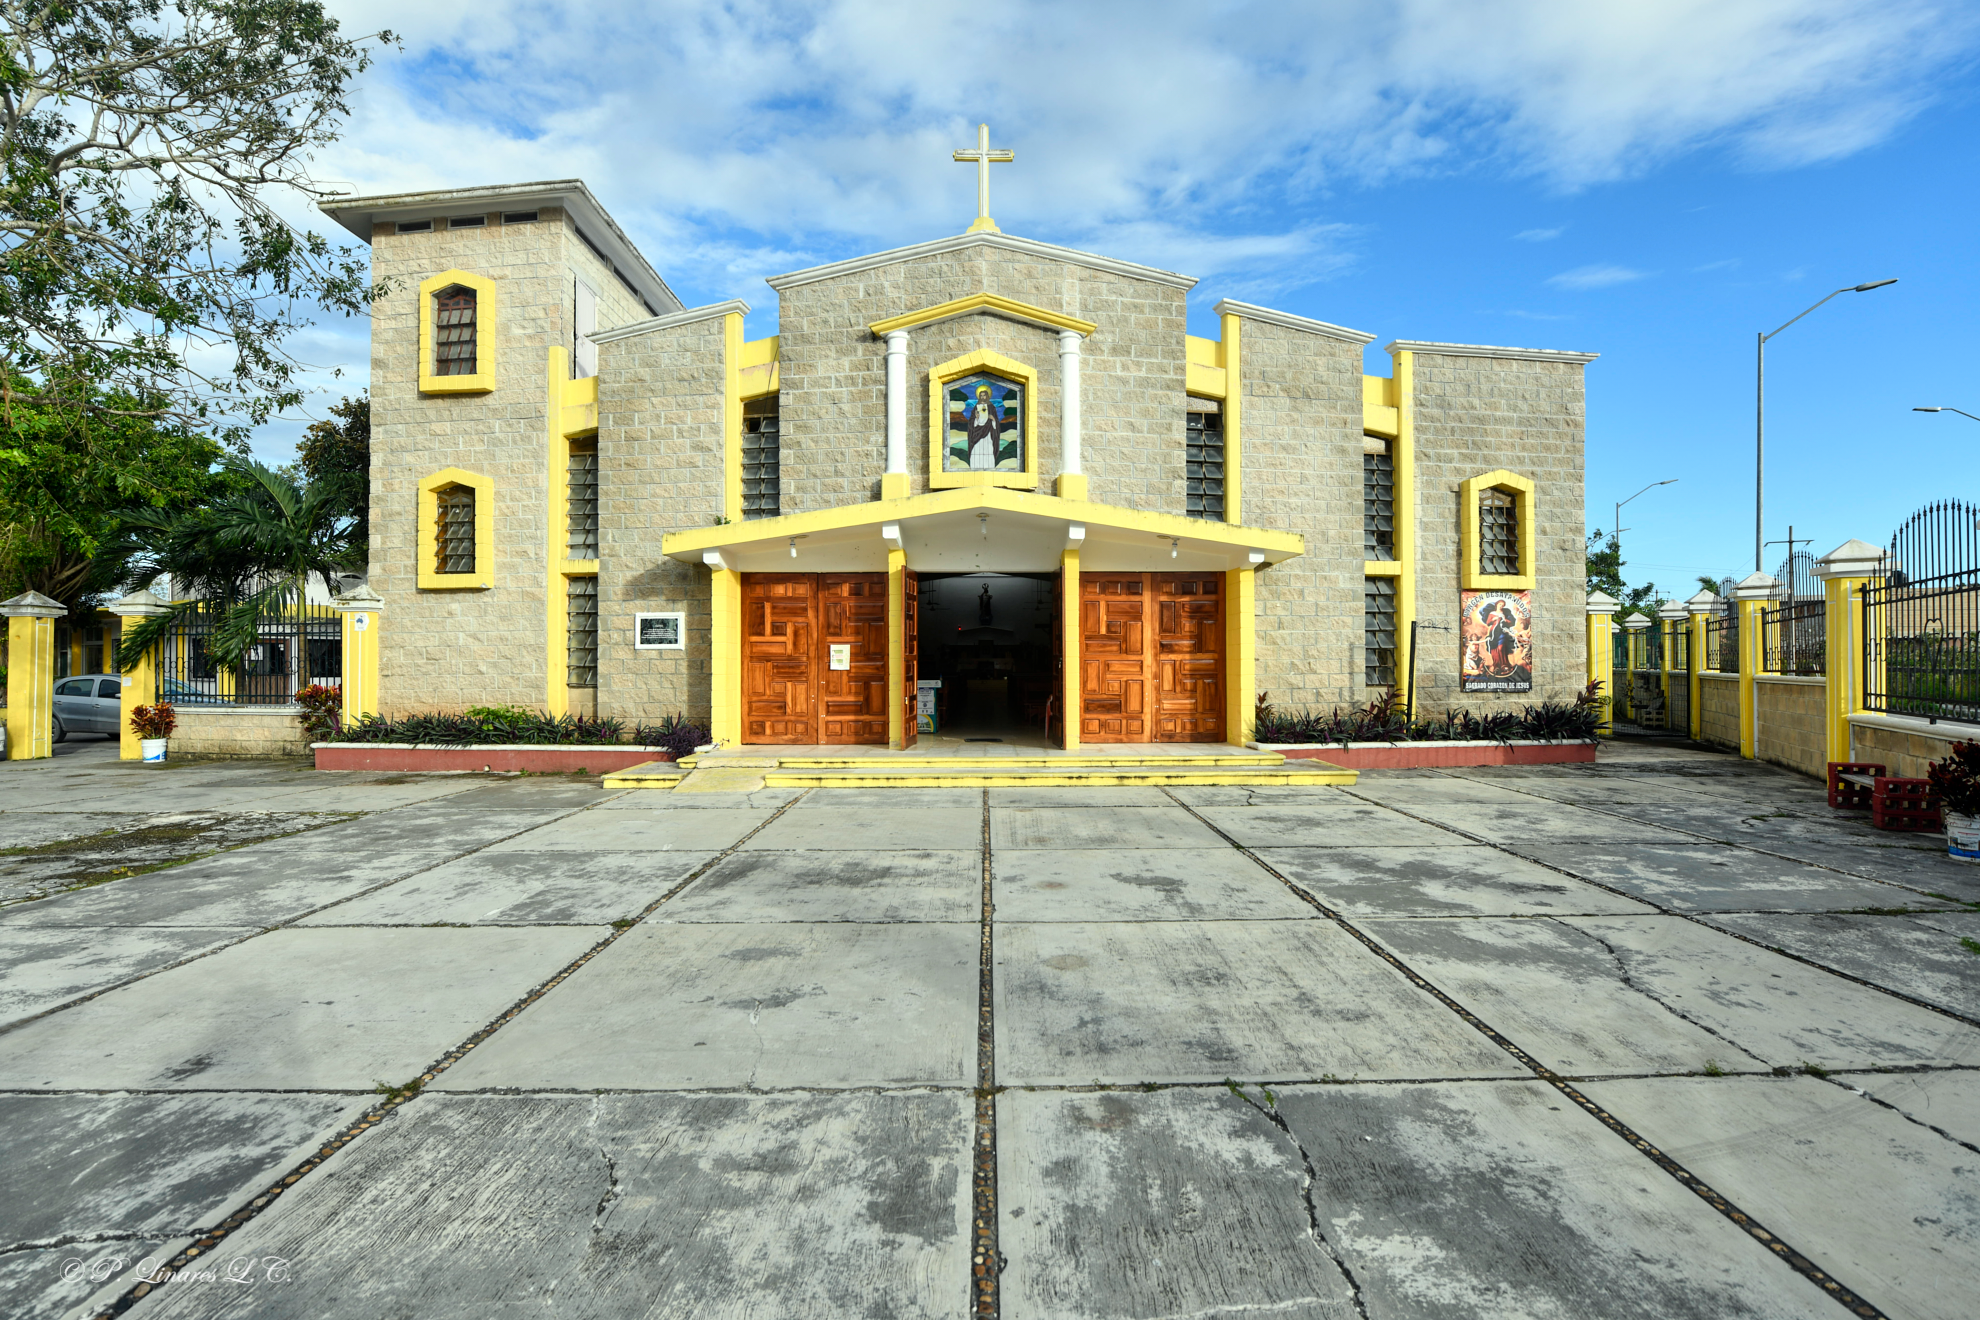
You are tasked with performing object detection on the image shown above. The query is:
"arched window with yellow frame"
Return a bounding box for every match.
[418,467,494,589]
[418,270,497,394]
[1458,469,1535,590]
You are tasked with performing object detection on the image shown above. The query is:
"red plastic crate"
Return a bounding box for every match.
[1827,762,1884,810]
[1871,776,1940,832]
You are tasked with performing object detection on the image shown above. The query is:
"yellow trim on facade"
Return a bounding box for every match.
[560,372,598,438]
[1362,374,1399,439]
[1457,468,1536,591]
[709,566,742,746]
[1060,547,1081,751]
[1363,560,1403,577]
[417,466,495,590]
[1185,334,1227,399]
[723,312,745,522]
[869,292,1097,339]
[418,269,497,395]
[740,334,780,401]
[928,348,1040,490]
[1391,353,1416,656]
[1220,310,1242,523]
[887,546,907,749]
[1225,566,1255,742]
[660,484,1304,560]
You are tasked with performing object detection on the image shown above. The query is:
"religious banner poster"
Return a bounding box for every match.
[1460,590,1534,693]
[944,373,1023,473]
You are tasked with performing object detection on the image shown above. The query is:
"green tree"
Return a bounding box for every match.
[113,454,355,669]
[0,1,392,443]
[0,375,225,616]
[1585,527,1663,619]
[294,393,368,570]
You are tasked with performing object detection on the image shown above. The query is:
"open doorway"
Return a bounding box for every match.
[915,572,1059,747]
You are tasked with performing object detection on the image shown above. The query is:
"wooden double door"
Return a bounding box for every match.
[1080,572,1225,743]
[743,573,890,744]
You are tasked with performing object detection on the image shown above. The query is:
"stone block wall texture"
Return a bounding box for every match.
[1408,351,1588,711]
[370,211,601,713]
[171,709,309,758]
[774,243,1189,515]
[1753,677,1826,778]
[1700,675,1741,750]
[593,315,724,724]
[1238,319,1364,712]
[1851,719,1966,781]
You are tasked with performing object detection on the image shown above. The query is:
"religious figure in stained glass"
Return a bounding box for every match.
[945,373,1023,472]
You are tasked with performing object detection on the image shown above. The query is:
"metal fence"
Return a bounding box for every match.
[158,605,341,706]
[1669,624,1691,675]
[1862,571,1980,723]
[1761,599,1826,675]
[1705,611,1739,673]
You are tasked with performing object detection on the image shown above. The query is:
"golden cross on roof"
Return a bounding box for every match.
[953,123,1014,234]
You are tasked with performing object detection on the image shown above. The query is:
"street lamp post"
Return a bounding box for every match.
[1914,406,1980,423]
[1614,479,1679,574]
[1756,279,1898,571]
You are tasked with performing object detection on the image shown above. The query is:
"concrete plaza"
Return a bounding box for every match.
[1,738,1976,1318]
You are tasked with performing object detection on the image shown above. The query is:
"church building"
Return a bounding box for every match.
[325,151,1593,750]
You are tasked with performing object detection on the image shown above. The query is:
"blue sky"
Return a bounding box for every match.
[278,0,1980,599]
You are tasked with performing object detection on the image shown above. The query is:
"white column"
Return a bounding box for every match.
[884,330,909,477]
[1058,330,1083,476]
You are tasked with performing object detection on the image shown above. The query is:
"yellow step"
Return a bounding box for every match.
[763,764,1355,788]
[769,752,1284,769]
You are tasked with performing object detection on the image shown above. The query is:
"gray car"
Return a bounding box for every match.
[51,674,122,742]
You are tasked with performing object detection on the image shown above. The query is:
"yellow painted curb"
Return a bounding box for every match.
[765,768,1357,788]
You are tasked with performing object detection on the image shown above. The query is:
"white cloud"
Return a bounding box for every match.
[1515,228,1564,242]
[1547,265,1652,290]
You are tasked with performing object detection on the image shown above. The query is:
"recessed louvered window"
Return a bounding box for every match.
[434,286,476,376]
[1480,487,1519,575]
[1364,448,1394,560]
[435,485,476,575]
[567,576,598,687]
[567,441,598,559]
[742,404,780,520]
[1186,403,1225,520]
[1365,576,1397,687]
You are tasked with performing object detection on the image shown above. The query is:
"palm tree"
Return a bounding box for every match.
[112,455,357,674]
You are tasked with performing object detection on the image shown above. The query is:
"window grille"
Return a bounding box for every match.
[434,287,476,376]
[1364,448,1394,560]
[1364,576,1397,686]
[567,442,599,558]
[446,215,485,229]
[1186,404,1225,520]
[435,485,476,574]
[742,405,780,520]
[1480,487,1518,575]
[567,577,598,687]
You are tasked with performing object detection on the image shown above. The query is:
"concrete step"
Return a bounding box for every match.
[768,752,1285,769]
[762,762,1355,788]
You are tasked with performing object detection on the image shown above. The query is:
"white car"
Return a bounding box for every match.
[51,674,122,742]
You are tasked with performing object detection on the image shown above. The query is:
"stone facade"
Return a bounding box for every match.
[1700,674,1741,750]
[1754,676,1825,777]
[1851,714,1972,780]
[171,708,310,758]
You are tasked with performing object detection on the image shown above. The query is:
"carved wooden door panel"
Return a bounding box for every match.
[902,570,919,749]
[743,573,816,744]
[818,573,889,744]
[1154,573,1225,742]
[1079,573,1149,743]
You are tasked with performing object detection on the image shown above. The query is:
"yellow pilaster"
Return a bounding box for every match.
[709,563,742,746]
[334,591,383,729]
[1820,575,1872,766]
[887,546,907,749]
[1585,592,1618,736]
[1686,599,1711,742]
[1734,579,1773,760]
[1392,350,1416,658]
[1225,566,1255,743]
[1060,548,1081,751]
[3,610,57,759]
[107,589,168,760]
[1219,311,1242,524]
[723,312,745,525]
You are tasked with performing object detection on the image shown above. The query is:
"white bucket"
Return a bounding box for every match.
[1946,812,1980,862]
[140,738,168,765]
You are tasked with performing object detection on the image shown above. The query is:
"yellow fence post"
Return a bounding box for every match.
[1684,591,1714,742]
[107,589,170,759]
[1586,591,1618,736]
[1733,572,1777,760]
[1813,539,1887,769]
[2,591,65,760]
[332,584,385,733]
